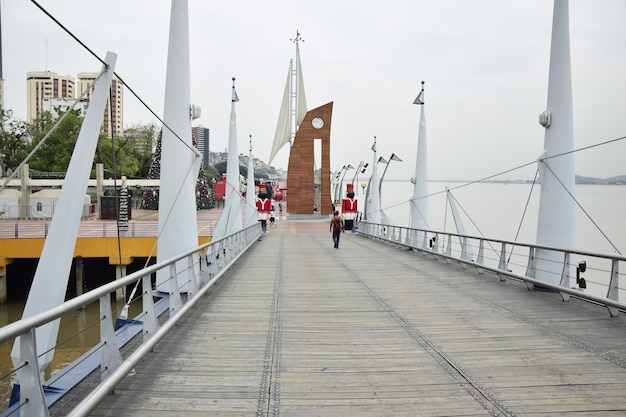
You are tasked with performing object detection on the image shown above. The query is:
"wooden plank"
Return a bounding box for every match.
[71,226,626,417]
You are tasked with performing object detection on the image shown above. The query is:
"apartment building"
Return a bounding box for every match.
[26,71,75,122]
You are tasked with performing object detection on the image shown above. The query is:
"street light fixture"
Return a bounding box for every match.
[379,153,402,198]
[351,162,369,195]
[338,164,354,206]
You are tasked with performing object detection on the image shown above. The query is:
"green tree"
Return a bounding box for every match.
[0,109,30,175]
[28,110,83,173]
[95,136,141,178]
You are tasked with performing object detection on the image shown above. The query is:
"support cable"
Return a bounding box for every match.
[541,160,622,255]
[507,168,539,264]
[29,0,199,157]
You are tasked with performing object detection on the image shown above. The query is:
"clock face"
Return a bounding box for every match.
[312,117,324,129]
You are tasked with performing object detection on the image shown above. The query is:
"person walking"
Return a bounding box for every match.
[330,211,344,249]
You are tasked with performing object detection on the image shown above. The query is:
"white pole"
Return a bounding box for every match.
[156,0,200,290]
[12,52,117,372]
[410,82,429,246]
[535,0,576,286]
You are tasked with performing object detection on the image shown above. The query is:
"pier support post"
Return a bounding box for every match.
[75,256,85,310]
[110,257,133,301]
[0,258,12,304]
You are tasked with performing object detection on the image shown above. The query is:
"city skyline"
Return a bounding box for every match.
[2,1,625,181]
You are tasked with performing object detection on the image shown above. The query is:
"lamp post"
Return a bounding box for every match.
[333,165,353,207]
[365,154,401,222]
[351,161,369,196]
[338,164,354,207]
[379,153,402,202]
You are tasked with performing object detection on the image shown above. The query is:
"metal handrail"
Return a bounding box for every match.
[358,221,626,316]
[0,223,262,417]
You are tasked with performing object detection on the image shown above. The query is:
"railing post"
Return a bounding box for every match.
[199,251,210,286]
[100,294,123,383]
[16,328,49,417]
[525,247,536,290]
[169,263,183,314]
[559,252,571,302]
[476,239,484,275]
[460,237,468,268]
[606,260,620,317]
[445,235,452,263]
[187,254,199,297]
[142,273,159,344]
[497,242,507,281]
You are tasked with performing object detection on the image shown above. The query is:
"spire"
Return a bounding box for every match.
[410,81,429,246]
[245,134,258,227]
[534,0,576,287]
[367,136,382,224]
[213,78,244,239]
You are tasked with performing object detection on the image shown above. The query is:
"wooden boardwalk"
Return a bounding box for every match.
[65,220,626,416]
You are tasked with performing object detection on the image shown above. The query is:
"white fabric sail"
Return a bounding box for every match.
[268,64,292,165]
[213,80,244,239]
[245,138,258,227]
[268,45,307,165]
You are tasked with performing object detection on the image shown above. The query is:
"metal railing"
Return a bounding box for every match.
[358,221,626,317]
[0,223,262,417]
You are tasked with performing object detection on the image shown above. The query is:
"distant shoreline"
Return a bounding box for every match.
[378,177,626,185]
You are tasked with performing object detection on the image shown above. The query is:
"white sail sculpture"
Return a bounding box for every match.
[212,79,245,239]
[12,52,118,376]
[156,0,201,292]
[409,81,429,247]
[245,136,258,227]
[534,0,576,287]
[268,31,308,165]
[367,137,382,224]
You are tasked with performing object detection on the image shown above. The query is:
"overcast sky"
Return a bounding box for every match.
[3,0,625,181]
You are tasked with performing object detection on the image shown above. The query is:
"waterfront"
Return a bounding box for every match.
[1,182,625,408]
[374,180,626,256]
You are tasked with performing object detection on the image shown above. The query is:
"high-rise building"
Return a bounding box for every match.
[26,71,75,122]
[192,126,210,164]
[124,125,155,157]
[77,73,124,137]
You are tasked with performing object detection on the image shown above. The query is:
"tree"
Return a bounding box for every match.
[0,109,30,176]
[28,110,83,173]
[94,136,141,179]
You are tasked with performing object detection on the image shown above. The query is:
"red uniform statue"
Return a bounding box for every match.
[256,183,271,232]
[341,183,358,231]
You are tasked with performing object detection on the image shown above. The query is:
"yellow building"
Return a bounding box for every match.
[26,71,75,122]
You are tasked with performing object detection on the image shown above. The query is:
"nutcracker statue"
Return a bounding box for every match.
[341,183,358,232]
[256,183,272,232]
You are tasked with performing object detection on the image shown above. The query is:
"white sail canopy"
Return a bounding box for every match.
[268,44,307,165]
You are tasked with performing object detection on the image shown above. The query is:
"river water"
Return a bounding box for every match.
[1,181,625,408]
[367,180,626,255]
